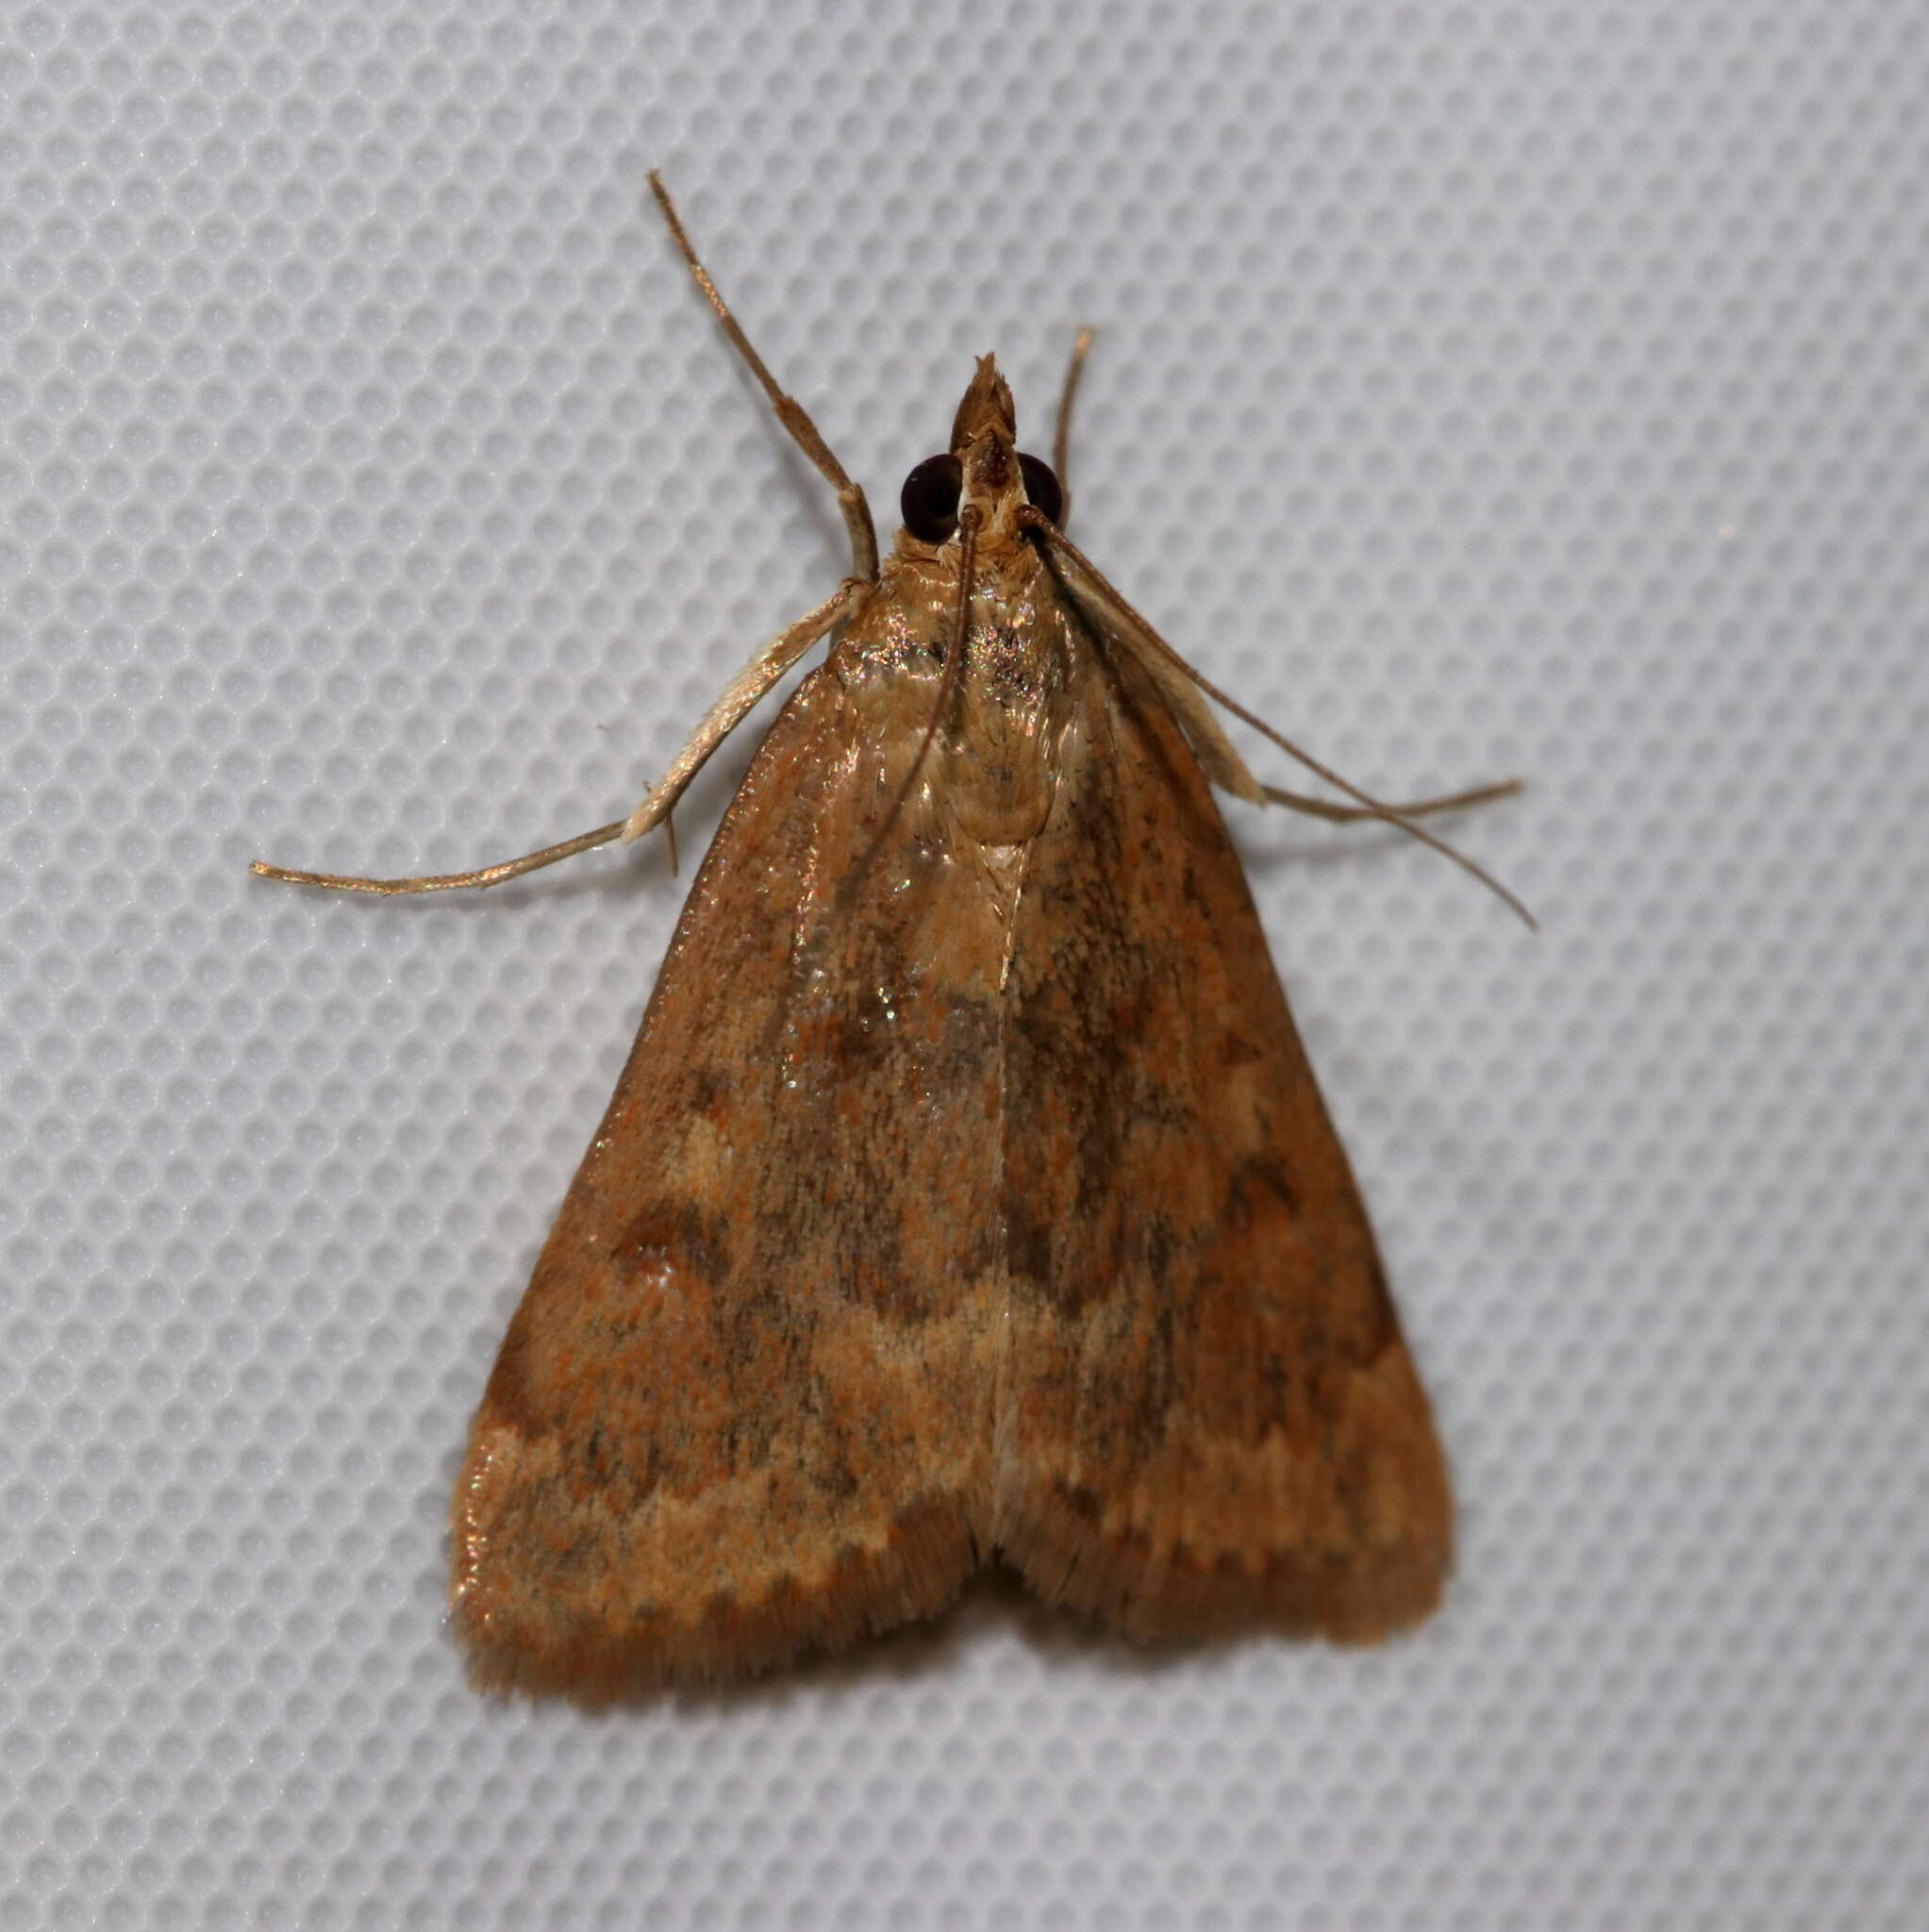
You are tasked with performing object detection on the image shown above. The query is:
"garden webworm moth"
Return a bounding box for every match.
[255,174,1524,1695]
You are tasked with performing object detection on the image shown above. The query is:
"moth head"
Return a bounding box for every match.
[899,354,1063,549]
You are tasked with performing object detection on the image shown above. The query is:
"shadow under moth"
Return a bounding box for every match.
[255,174,1526,1696]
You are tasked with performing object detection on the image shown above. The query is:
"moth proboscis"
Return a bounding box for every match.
[255,172,1527,1697]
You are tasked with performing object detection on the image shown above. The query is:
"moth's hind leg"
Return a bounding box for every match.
[249,582,866,897]
[1262,776,1522,823]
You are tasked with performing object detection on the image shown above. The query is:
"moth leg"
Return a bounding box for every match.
[1051,325,1095,521]
[1263,777,1523,822]
[1026,509,1536,932]
[621,577,868,841]
[251,820,628,896]
[647,172,879,585]
[1044,538,1266,807]
[251,581,866,896]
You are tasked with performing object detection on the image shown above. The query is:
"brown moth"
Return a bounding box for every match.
[255,175,1524,1695]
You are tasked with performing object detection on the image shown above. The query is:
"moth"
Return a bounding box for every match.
[256,175,1524,1695]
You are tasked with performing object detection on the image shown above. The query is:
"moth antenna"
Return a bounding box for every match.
[846,505,981,893]
[910,504,980,798]
[647,171,879,583]
[1052,326,1095,522]
[1023,509,1538,933]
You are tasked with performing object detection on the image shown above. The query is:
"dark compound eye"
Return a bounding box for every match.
[1017,452,1064,526]
[900,448,1065,539]
[900,453,962,542]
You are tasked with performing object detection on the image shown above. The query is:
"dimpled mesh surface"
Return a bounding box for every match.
[5,0,1927,1925]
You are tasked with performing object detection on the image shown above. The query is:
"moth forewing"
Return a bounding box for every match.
[988,620,1453,1640]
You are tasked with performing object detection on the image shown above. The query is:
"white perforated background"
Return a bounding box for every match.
[5,1,1926,1925]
